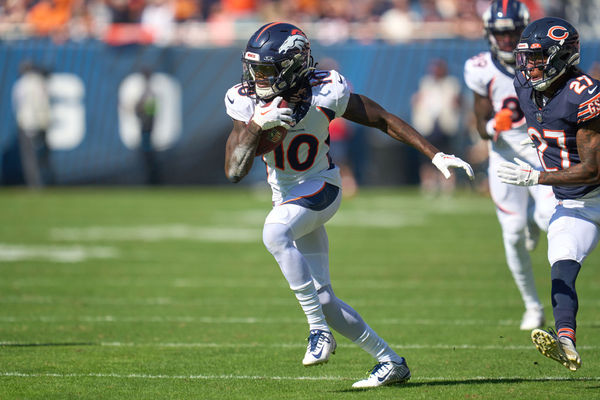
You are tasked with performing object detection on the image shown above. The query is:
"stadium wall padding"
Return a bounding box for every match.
[2,39,599,185]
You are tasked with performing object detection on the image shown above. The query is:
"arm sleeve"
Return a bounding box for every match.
[321,70,351,118]
[224,86,254,123]
[464,57,489,97]
[575,77,600,125]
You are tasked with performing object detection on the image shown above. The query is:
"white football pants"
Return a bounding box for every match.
[547,191,600,266]
[488,150,556,310]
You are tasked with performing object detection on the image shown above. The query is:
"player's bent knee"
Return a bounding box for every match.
[262,223,293,255]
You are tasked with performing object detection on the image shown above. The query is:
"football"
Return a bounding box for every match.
[254,99,289,156]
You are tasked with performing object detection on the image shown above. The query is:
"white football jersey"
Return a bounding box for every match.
[225,70,348,203]
[464,51,537,163]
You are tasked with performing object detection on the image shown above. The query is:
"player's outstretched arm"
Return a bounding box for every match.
[342,93,473,179]
[224,119,261,183]
[539,118,600,186]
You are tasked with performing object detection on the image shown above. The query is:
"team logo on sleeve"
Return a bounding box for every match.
[548,26,569,41]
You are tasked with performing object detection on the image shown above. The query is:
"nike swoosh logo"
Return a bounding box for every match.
[313,348,324,359]
[227,96,234,104]
[338,76,343,84]
[588,86,597,94]
[377,369,392,382]
[260,110,270,116]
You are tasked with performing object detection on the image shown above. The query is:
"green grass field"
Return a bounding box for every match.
[0,187,599,399]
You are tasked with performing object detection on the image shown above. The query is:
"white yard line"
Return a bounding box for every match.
[1,371,598,382]
[0,277,521,290]
[0,244,118,262]
[1,315,600,328]
[1,341,597,350]
[50,225,260,242]
[0,295,546,307]
[99,342,598,350]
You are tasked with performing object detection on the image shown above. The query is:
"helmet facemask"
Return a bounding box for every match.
[242,47,314,101]
[516,44,580,91]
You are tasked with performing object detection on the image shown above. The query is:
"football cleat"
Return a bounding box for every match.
[520,306,545,330]
[531,328,581,371]
[352,359,411,388]
[524,222,540,252]
[302,329,336,366]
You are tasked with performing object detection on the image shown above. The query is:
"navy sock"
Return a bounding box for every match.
[551,260,581,343]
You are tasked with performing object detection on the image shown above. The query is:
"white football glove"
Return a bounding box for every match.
[431,152,474,180]
[250,96,293,131]
[497,158,540,186]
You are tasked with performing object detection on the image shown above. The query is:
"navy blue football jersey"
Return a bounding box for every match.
[514,71,600,200]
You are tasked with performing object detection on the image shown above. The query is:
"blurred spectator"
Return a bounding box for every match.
[379,0,420,43]
[221,0,257,18]
[174,0,200,21]
[411,58,462,195]
[104,0,155,45]
[12,61,53,188]
[1,0,600,47]
[141,0,176,45]
[26,0,74,40]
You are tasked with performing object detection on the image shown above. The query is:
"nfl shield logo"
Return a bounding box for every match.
[535,112,543,123]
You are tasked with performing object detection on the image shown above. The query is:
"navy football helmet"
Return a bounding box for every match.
[242,22,314,101]
[515,17,580,91]
[482,0,530,68]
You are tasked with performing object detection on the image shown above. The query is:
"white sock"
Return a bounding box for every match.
[504,231,543,309]
[353,326,402,363]
[293,281,329,331]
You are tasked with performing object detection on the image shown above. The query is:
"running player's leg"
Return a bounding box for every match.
[539,199,600,370]
[295,225,409,386]
[262,181,341,366]
[489,154,544,329]
[296,226,404,362]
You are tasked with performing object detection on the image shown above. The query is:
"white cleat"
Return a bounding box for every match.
[520,306,545,330]
[352,359,411,388]
[302,329,336,366]
[531,328,581,371]
[524,222,540,252]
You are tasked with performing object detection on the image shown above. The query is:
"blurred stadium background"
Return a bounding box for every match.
[1,0,600,187]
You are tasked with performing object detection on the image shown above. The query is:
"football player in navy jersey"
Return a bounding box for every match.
[224,22,474,388]
[464,0,555,332]
[498,17,600,371]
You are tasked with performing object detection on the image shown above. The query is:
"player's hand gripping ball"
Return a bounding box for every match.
[253,98,291,156]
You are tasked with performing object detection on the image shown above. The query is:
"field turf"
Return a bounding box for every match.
[0,187,599,399]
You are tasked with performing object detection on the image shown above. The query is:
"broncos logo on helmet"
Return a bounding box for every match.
[278,35,309,55]
[242,22,314,101]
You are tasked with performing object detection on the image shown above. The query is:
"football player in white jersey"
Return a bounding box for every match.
[464,0,555,330]
[224,22,473,388]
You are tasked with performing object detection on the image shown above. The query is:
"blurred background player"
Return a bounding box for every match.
[224,22,473,388]
[500,16,600,372]
[135,68,159,184]
[412,58,462,196]
[11,60,53,188]
[463,0,555,330]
